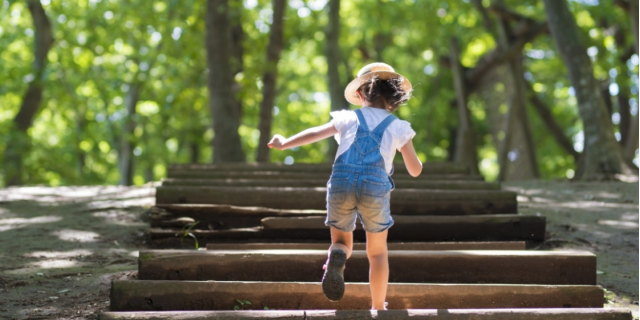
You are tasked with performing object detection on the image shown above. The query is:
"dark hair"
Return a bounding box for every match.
[357,76,411,112]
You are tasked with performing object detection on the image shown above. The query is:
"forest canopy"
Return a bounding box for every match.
[0,0,638,186]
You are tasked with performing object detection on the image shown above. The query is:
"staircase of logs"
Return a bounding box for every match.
[99,162,632,319]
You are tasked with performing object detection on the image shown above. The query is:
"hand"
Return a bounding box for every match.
[268,134,287,150]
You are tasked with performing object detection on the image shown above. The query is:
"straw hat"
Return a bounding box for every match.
[343,62,412,106]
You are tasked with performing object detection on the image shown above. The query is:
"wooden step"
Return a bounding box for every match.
[150,214,545,242]
[149,204,528,231]
[205,241,526,251]
[167,162,469,174]
[160,178,501,190]
[155,187,517,215]
[99,309,633,320]
[149,204,324,229]
[137,250,595,285]
[109,280,604,311]
[166,171,484,181]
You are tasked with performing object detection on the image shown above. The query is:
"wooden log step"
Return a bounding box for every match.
[137,250,595,285]
[205,241,527,251]
[166,171,484,181]
[149,205,324,229]
[99,309,634,320]
[160,178,501,190]
[149,214,545,242]
[167,162,469,175]
[155,187,517,215]
[109,280,605,310]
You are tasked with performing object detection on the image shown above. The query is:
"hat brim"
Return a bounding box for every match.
[343,71,412,106]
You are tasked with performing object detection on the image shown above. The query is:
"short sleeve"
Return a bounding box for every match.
[330,110,355,132]
[396,120,416,151]
[330,110,357,144]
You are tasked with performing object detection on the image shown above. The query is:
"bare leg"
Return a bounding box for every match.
[329,227,353,258]
[366,230,389,310]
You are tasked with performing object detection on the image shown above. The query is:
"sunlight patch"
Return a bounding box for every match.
[0,216,62,232]
[52,229,100,242]
[24,249,92,259]
[27,259,82,269]
[597,220,639,229]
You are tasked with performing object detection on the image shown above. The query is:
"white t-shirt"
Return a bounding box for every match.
[330,107,416,174]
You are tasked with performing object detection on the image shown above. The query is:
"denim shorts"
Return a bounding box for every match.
[325,172,394,233]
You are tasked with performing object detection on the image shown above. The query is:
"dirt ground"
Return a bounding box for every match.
[0,180,637,319]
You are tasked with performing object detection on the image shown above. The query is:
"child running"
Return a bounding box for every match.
[268,62,422,310]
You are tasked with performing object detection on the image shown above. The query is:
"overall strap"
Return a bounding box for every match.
[354,109,370,133]
[371,114,398,138]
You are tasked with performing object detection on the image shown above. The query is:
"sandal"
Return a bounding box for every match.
[322,248,347,301]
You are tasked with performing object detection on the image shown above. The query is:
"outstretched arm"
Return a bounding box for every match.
[399,139,422,177]
[268,122,338,151]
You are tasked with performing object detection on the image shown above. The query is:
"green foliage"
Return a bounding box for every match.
[233,299,252,310]
[0,0,637,186]
[176,221,199,249]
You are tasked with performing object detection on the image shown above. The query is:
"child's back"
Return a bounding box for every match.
[268,62,422,310]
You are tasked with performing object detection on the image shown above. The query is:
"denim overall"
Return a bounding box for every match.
[325,109,397,233]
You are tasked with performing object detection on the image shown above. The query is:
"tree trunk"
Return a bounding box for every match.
[206,0,246,163]
[618,91,630,147]
[600,81,613,119]
[230,5,244,122]
[624,0,639,163]
[477,66,510,161]
[325,0,347,160]
[3,0,54,186]
[526,81,579,160]
[119,83,140,186]
[256,0,287,162]
[449,37,480,175]
[543,0,636,178]
[190,142,200,164]
[490,3,539,180]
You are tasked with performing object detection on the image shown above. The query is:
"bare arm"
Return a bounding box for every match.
[268,122,338,150]
[399,139,422,177]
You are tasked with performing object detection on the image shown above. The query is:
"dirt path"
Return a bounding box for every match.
[504,180,639,316]
[0,181,637,319]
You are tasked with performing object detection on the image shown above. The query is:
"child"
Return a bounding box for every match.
[268,62,422,310]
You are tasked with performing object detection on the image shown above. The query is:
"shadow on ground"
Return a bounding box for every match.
[0,185,154,320]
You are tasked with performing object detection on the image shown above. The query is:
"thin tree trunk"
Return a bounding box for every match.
[190,142,200,164]
[325,0,347,160]
[624,0,639,163]
[230,5,244,122]
[145,165,154,183]
[449,37,480,175]
[627,115,639,162]
[525,81,579,160]
[119,83,140,186]
[3,0,54,186]
[543,0,636,178]
[256,0,287,162]
[619,92,631,147]
[470,0,496,36]
[206,0,246,163]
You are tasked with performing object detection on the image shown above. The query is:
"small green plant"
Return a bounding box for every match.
[603,288,616,305]
[175,221,199,249]
[234,299,252,310]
